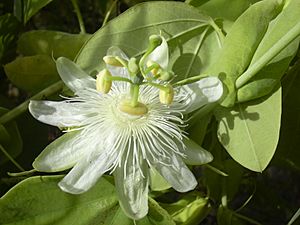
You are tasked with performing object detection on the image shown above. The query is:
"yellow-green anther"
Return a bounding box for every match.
[158,71,174,81]
[148,35,162,49]
[128,57,139,74]
[96,69,112,94]
[103,56,124,67]
[146,60,160,76]
[159,85,174,105]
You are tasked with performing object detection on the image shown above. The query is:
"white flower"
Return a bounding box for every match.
[29,36,223,220]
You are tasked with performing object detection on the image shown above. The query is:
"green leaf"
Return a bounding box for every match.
[4,55,60,92]
[161,193,211,225]
[0,175,119,225]
[204,0,283,107]
[187,0,259,32]
[14,0,53,24]
[215,87,281,172]
[150,167,171,191]
[75,1,221,80]
[0,175,174,225]
[274,62,300,171]
[0,13,21,64]
[217,206,247,225]
[237,0,300,102]
[0,107,22,165]
[18,30,91,60]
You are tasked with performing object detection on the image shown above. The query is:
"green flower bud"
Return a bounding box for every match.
[149,35,162,49]
[159,85,174,105]
[128,57,139,74]
[96,69,112,94]
[103,56,124,67]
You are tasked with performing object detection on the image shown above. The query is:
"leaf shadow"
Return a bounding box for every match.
[217,105,260,146]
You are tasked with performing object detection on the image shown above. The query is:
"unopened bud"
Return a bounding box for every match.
[128,57,139,74]
[159,85,174,105]
[146,60,160,76]
[158,71,174,81]
[96,69,112,94]
[149,35,162,49]
[103,56,124,67]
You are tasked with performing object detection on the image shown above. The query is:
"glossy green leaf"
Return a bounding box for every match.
[18,30,91,60]
[14,0,53,24]
[0,108,22,165]
[0,13,21,64]
[161,193,211,225]
[215,87,281,172]
[0,175,119,225]
[237,0,300,102]
[204,0,283,107]
[76,1,221,80]
[4,55,60,92]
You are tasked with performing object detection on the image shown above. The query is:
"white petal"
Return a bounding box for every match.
[106,46,130,78]
[114,157,149,220]
[56,57,95,93]
[150,167,171,191]
[29,100,88,127]
[146,36,169,70]
[154,154,197,193]
[58,151,114,194]
[33,131,84,172]
[181,77,223,113]
[182,138,213,165]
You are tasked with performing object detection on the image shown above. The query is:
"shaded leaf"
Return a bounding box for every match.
[0,107,22,165]
[14,0,53,24]
[4,55,60,92]
[18,30,91,60]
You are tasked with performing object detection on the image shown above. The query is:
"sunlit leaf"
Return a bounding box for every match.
[204,0,282,107]
[215,87,281,172]
[237,0,300,102]
[75,1,221,80]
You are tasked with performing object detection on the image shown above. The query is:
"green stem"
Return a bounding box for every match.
[236,21,300,89]
[108,75,133,84]
[204,164,228,177]
[147,82,169,91]
[0,81,64,125]
[102,0,118,27]
[174,74,207,86]
[8,169,36,177]
[130,85,140,107]
[233,212,262,225]
[0,144,25,172]
[70,0,86,34]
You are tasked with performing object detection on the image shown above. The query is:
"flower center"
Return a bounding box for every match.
[118,99,148,116]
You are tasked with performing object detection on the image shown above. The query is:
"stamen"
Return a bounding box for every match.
[119,100,148,116]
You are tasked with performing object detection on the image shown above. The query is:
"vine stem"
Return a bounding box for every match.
[102,0,118,27]
[236,21,300,89]
[0,81,64,125]
[70,0,86,34]
[0,144,25,172]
